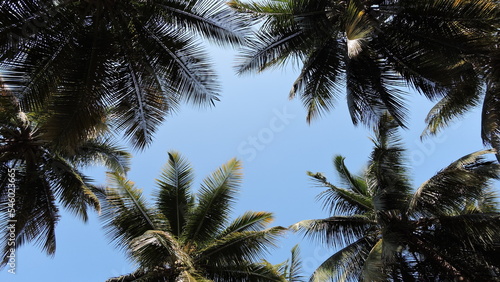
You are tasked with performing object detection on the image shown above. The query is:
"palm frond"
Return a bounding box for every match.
[361,239,385,282]
[290,216,376,248]
[154,151,194,238]
[129,230,191,269]
[68,138,131,174]
[422,71,482,138]
[345,51,408,127]
[184,158,242,244]
[286,244,305,282]
[481,80,500,161]
[289,38,343,123]
[197,226,286,265]
[109,14,176,149]
[410,149,500,215]
[333,155,368,195]
[236,26,307,74]
[47,156,100,221]
[309,236,377,282]
[140,21,220,106]
[308,171,373,215]
[220,211,274,236]
[155,0,249,46]
[228,0,296,25]
[99,172,161,252]
[0,171,59,265]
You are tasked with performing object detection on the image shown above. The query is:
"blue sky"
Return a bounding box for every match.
[0,46,487,281]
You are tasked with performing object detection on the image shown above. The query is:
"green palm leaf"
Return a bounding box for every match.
[0,172,59,263]
[100,172,160,252]
[156,0,248,46]
[367,113,411,212]
[410,149,500,215]
[68,139,131,174]
[421,72,481,138]
[48,156,100,221]
[309,237,377,282]
[155,151,194,237]
[286,244,305,282]
[309,171,373,215]
[333,155,368,195]
[220,211,275,236]
[291,216,376,248]
[129,230,191,269]
[290,38,343,123]
[184,158,242,244]
[197,227,285,265]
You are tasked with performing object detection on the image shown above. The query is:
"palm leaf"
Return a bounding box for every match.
[309,236,377,282]
[290,216,376,248]
[219,211,275,236]
[47,156,100,221]
[289,37,343,123]
[308,171,373,215]
[197,227,286,265]
[68,138,131,174]
[0,171,59,264]
[421,69,482,138]
[129,230,191,269]
[333,155,368,195]
[100,172,160,252]
[286,244,305,282]
[410,149,500,215]
[184,158,242,244]
[155,0,248,46]
[154,151,194,237]
[361,239,385,282]
[236,27,307,74]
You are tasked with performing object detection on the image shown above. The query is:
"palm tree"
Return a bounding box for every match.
[0,0,247,149]
[100,151,286,281]
[292,113,500,281]
[230,0,498,129]
[0,86,131,265]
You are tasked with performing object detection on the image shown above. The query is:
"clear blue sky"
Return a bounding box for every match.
[0,46,486,281]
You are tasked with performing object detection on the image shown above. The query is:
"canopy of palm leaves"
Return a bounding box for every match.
[0,0,247,150]
[292,113,500,281]
[100,151,286,281]
[0,83,131,265]
[231,0,498,131]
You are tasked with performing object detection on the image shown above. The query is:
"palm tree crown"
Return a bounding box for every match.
[231,0,498,130]
[0,0,248,149]
[292,113,500,281]
[101,151,286,281]
[0,84,131,265]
